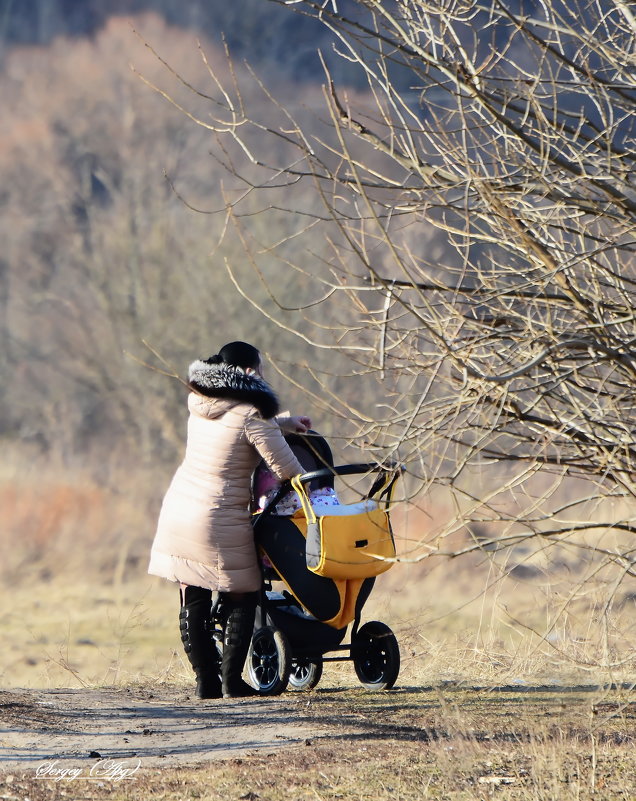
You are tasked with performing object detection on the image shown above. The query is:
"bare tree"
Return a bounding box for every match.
[149,0,635,581]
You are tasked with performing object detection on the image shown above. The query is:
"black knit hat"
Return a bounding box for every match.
[205,341,260,371]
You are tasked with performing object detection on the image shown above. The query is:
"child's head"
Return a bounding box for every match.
[254,464,279,499]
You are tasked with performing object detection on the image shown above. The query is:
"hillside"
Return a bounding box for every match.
[0,0,354,80]
[0,11,356,469]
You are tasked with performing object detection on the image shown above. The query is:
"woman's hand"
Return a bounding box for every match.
[283,415,312,433]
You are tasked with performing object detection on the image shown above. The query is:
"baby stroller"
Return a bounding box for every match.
[210,432,402,695]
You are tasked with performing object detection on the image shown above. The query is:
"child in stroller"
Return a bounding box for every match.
[209,432,402,694]
[255,462,341,517]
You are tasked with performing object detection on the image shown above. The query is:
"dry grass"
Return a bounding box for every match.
[3,455,636,799]
[3,454,636,690]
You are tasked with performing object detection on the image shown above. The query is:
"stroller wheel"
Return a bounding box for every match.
[246,626,292,695]
[214,637,224,681]
[288,657,323,692]
[352,621,400,690]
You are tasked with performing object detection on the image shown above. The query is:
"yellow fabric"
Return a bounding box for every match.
[324,577,365,628]
[272,555,365,629]
[290,507,395,581]
[257,512,365,629]
[291,475,396,580]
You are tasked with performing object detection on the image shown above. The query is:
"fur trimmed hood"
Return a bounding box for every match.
[188,360,280,420]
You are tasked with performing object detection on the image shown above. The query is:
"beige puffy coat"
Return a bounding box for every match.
[149,365,304,593]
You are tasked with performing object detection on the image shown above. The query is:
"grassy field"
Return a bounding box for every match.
[4,545,636,692]
[2,458,636,799]
[5,557,636,692]
[3,460,636,688]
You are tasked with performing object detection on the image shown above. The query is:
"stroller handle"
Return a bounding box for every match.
[292,463,400,487]
[285,463,402,505]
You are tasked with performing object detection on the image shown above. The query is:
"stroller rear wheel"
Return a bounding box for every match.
[352,621,400,690]
[246,626,292,695]
[288,656,323,692]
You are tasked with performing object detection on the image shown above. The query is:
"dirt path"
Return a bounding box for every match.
[0,687,317,771]
[2,684,635,800]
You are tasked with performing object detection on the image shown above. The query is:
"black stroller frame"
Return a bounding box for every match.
[208,433,402,695]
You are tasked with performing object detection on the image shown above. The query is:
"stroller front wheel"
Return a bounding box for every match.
[288,656,323,692]
[352,621,400,690]
[246,626,292,695]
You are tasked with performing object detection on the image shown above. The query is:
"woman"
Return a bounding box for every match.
[149,341,309,698]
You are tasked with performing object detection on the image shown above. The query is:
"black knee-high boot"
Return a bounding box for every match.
[179,586,222,699]
[221,593,257,698]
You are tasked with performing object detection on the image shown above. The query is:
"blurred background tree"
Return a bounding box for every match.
[1,0,634,570]
[0,8,344,475]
